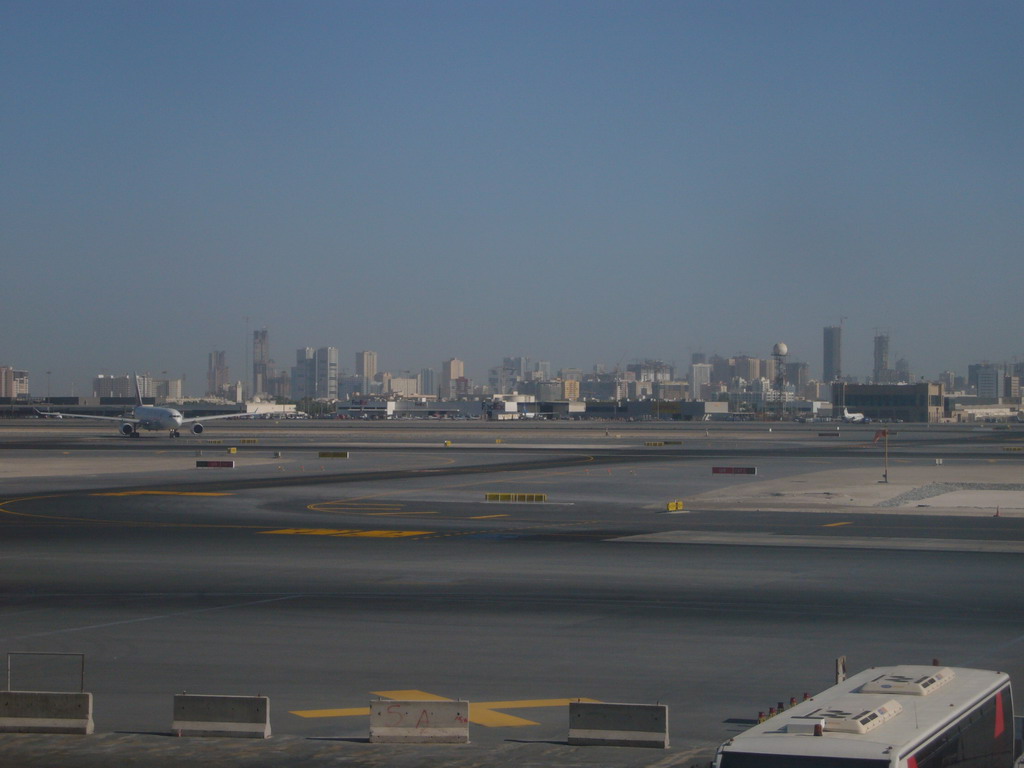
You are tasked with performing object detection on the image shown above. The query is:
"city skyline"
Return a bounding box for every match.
[6,325,1022,399]
[4,3,1022,394]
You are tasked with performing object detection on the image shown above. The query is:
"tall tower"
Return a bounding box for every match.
[690,363,712,402]
[419,368,436,399]
[873,333,890,384]
[315,347,339,399]
[441,358,464,399]
[356,351,377,394]
[823,326,842,382]
[207,351,229,397]
[291,348,315,400]
[252,329,269,396]
[772,343,788,420]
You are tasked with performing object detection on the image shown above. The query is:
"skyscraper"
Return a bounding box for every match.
[873,334,890,384]
[975,364,1004,398]
[252,329,269,396]
[419,368,436,398]
[786,361,810,396]
[441,358,464,399]
[690,363,712,401]
[356,351,377,393]
[315,347,339,399]
[207,351,229,397]
[290,347,338,399]
[823,326,842,382]
[291,348,316,400]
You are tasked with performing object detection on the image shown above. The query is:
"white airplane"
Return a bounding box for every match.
[841,407,867,423]
[37,374,248,438]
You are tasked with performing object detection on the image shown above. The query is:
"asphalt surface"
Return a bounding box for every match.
[1,420,1023,767]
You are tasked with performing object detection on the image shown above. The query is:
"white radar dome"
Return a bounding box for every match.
[773,342,788,356]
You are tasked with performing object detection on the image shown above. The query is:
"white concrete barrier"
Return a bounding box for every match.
[369,699,469,743]
[568,701,668,748]
[0,691,94,734]
[172,694,271,738]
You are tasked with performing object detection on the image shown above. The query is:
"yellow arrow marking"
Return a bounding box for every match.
[291,689,599,727]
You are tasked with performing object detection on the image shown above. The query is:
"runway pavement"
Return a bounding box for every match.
[1,420,1023,767]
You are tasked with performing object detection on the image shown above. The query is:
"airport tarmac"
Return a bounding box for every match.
[1,420,1023,767]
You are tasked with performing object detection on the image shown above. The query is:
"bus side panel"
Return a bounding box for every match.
[906,685,1015,768]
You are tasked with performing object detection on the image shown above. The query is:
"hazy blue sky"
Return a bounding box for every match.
[3,1,1022,395]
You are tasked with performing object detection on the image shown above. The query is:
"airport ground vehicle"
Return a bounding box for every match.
[714,665,1021,768]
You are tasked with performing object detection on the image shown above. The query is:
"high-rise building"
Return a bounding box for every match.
[732,356,760,383]
[895,357,911,383]
[314,347,339,400]
[356,351,377,392]
[786,361,810,395]
[976,365,1004,399]
[0,367,27,397]
[823,326,842,381]
[93,374,153,399]
[13,370,29,397]
[504,356,530,380]
[627,360,675,382]
[441,358,464,399]
[690,363,712,401]
[207,351,229,397]
[709,355,732,384]
[873,334,893,384]
[291,348,316,400]
[266,370,290,400]
[419,368,436,398]
[387,376,418,398]
[156,378,184,402]
[0,367,16,398]
[488,365,511,394]
[253,329,269,396]
[291,347,337,399]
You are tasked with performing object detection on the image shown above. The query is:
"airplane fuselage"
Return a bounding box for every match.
[131,405,185,433]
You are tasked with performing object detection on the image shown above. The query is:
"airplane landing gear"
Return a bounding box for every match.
[172,430,180,438]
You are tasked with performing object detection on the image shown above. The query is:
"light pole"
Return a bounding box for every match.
[874,428,890,483]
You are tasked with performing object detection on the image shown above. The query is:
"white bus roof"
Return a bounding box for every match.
[718,665,1010,763]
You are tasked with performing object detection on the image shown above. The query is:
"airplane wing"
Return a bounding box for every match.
[36,410,140,424]
[179,412,252,426]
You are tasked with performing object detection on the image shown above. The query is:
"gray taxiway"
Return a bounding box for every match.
[1,420,1023,767]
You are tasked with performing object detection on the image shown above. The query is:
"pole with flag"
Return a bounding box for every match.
[874,428,889,482]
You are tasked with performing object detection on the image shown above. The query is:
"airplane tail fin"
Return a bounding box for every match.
[134,373,143,407]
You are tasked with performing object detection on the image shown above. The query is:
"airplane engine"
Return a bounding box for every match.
[190,423,204,435]
[119,423,134,436]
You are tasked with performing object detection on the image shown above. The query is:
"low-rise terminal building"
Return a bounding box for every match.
[832,382,944,422]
